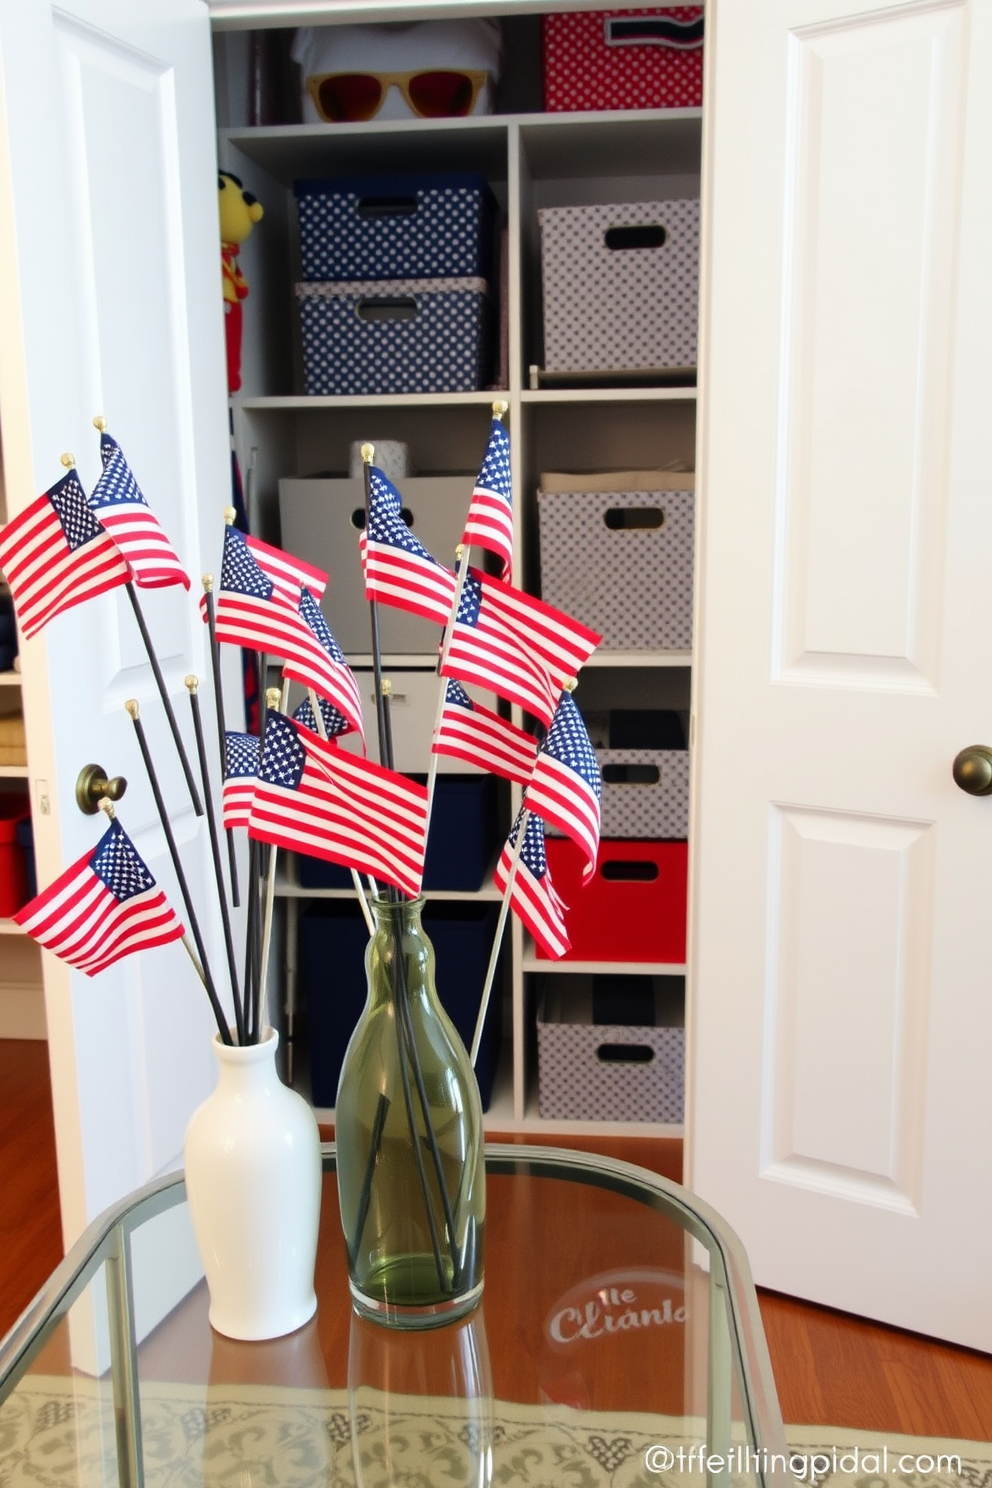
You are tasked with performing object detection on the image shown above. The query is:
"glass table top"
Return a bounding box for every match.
[0,1144,792,1487]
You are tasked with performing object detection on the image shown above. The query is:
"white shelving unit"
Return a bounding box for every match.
[215,32,698,1137]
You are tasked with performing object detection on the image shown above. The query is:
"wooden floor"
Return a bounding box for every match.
[2,1039,991,1440]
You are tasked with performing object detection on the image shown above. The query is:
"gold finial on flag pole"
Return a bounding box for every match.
[185,675,198,695]
[223,506,237,525]
[125,698,139,721]
[361,442,375,464]
[202,574,213,593]
[492,400,508,420]
[60,453,75,469]
[564,677,578,692]
[266,686,281,710]
[92,416,108,433]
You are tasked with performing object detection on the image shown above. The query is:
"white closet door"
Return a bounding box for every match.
[0,0,231,1248]
[688,0,992,1348]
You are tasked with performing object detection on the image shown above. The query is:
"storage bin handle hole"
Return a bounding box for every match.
[602,763,660,786]
[603,506,665,531]
[595,1043,655,1065]
[601,860,660,882]
[355,296,419,323]
[604,224,667,251]
[350,507,414,530]
[357,195,419,219]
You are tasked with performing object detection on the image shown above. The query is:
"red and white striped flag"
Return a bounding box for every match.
[432,679,537,784]
[0,468,130,638]
[222,731,259,829]
[281,587,364,741]
[248,711,427,898]
[14,818,184,976]
[440,569,558,727]
[524,691,602,882]
[462,416,513,579]
[470,568,601,693]
[494,809,570,959]
[360,466,457,626]
[245,533,327,604]
[87,432,190,590]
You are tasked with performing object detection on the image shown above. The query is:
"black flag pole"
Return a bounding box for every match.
[202,572,240,907]
[124,583,204,817]
[185,675,247,1045]
[125,698,232,1044]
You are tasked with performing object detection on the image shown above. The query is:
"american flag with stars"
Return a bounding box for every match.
[524,691,602,882]
[14,817,184,976]
[245,533,327,605]
[493,808,570,959]
[360,466,457,626]
[462,417,513,579]
[470,567,601,696]
[281,587,364,740]
[87,432,190,590]
[440,569,559,728]
[0,468,131,639]
[248,711,428,898]
[209,527,321,661]
[293,691,352,739]
[432,679,537,784]
[222,731,260,829]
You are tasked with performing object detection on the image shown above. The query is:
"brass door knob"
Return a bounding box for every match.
[75,763,128,815]
[952,746,992,796]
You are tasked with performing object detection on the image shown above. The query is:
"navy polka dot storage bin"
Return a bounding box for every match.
[296,277,493,396]
[294,173,497,283]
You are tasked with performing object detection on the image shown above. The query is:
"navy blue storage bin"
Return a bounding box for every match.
[16,816,36,900]
[296,277,492,396]
[294,173,497,284]
[297,773,498,892]
[300,898,504,1110]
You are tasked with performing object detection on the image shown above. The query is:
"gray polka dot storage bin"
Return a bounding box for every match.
[296,278,492,396]
[539,199,699,372]
[548,747,689,841]
[294,174,497,283]
[537,479,694,649]
[537,977,684,1123]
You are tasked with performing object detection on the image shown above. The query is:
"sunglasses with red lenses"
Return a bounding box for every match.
[307,69,488,123]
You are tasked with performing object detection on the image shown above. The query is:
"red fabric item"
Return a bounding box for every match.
[542,8,703,113]
[539,838,687,963]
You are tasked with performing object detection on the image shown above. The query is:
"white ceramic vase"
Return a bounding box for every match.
[184,1026,322,1341]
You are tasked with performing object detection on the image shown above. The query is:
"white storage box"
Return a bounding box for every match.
[539,199,699,373]
[538,471,694,650]
[279,476,470,655]
[333,668,498,774]
[296,277,492,396]
[537,975,684,1123]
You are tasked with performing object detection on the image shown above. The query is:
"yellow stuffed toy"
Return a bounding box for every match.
[219,171,263,392]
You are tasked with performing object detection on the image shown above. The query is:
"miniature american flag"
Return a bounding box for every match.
[470,567,600,694]
[462,417,513,579]
[281,587,364,740]
[360,467,457,626]
[248,711,428,898]
[222,731,259,829]
[245,533,327,604]
[14,817,184,976]
[524,692,601,882]
[493,809,570,960]
[210,527,323,667]
[0,468,130,638]
[293,692,352,739]
[87,433,190,590]
[433,679,537,784]
[440,570,558,728]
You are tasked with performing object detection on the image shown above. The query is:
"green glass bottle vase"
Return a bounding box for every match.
[335,894,485,1329]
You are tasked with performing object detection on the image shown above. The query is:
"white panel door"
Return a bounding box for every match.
[688,0,992,1348]
[0,0,231,1248]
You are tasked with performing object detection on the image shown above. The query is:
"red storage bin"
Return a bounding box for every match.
[542,8,704,114]
[0,795,31,916]
[541,838,687,963]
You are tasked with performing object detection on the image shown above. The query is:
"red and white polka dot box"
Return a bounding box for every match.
[542,8,704,113]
